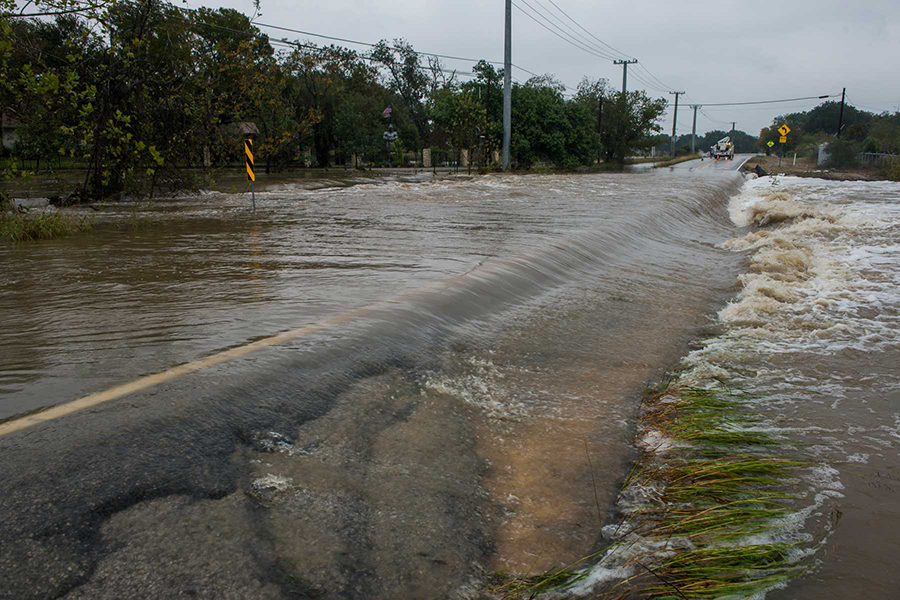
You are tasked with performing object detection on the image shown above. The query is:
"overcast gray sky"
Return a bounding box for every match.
[199,0,899,136]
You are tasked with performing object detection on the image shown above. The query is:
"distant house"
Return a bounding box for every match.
[1,113,18,153]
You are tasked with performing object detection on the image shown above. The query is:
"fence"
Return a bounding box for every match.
[859,152,897,168]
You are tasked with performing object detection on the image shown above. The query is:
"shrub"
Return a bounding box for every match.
[889,158,900,182]
[0,210,92,242]
[862,137,881,153]
[824,138,859,169]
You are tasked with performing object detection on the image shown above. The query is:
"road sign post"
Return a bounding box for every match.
[777,124,789,168]
[383,128,398,167]
[245,138,255,211]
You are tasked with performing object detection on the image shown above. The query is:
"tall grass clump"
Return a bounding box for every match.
[481,379,816,600]
[0,209,92,242]
[590,382,813,599]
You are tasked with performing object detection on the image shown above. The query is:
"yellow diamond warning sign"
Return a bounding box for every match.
[778,124,791,136]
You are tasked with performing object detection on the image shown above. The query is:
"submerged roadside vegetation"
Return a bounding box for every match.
[0,193,92,241]
[0,209,91,241]
[485,372,821,600]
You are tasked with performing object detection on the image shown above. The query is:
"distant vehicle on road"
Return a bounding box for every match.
[710,136,735,160]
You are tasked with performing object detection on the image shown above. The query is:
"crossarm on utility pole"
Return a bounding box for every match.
[613,59,638,94]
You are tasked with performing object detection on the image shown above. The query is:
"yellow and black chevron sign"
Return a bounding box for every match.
[244,139,255,182]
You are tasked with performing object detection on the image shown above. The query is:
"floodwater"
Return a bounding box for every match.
[715,178,900,599]
[9,168,892,599]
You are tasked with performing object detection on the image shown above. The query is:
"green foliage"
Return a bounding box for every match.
[888,158,900,182]
[756,100,900,160]
[1,0,675,188]
[825,138,859,168]
[597,90,667,164]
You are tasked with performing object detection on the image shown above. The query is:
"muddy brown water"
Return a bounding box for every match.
[714,178,900,600]
[0,171,746,599]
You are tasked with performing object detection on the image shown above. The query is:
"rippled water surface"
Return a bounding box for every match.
[1,169,754,599]
[0,171,741,419]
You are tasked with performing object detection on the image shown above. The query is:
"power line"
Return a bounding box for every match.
[701,102,830,113]
[527,0,619,60]
[626,70,669,94]
[530,0,678,96]
[111,0,539,80]
[511,0,612,62]
[636,63,676,95]
[253,19,513,72]
[699,108,730,125]
[848,97,897,113]
[246,16,553,83]
[663,94,840,110]
[541,0,633,60]
[699,94,839,107]
[154,10,482,80]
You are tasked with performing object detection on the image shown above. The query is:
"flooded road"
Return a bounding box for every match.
[2,168,750,598]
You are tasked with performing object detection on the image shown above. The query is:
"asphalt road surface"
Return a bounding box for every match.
[665,153,753,172]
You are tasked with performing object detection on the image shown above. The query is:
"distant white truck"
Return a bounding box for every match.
[710,136,735,160]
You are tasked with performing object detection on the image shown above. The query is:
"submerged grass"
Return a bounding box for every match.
[0,209,92,241]
[597,383,813,599]
[482,380,814,600]
[641,544,804,600]
[486,565,589,600]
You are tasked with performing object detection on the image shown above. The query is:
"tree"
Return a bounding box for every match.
[824,138,859,168]
[431,85,485,164]
[283,44,368,167]
[332,59,390,166]
[574,77,610,163]
[459,60,503,162]
[369,39,451,152]
[509,80,568,167]
[599,90,667,164]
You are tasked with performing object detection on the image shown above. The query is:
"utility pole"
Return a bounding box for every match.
[690,105,698,154]
[597,94,603,164]
[613,59,638,94]
[502,0,512,171]
[837,87,846,137]
[669,91,684,158]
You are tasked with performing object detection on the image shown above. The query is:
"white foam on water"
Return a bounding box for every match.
[719,176,900,355]
[251,474,294,493]
[845,453,870,464]
[568,176,900,598]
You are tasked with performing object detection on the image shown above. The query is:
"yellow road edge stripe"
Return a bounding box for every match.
[0,306,374,437]
[0,259,483,438]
